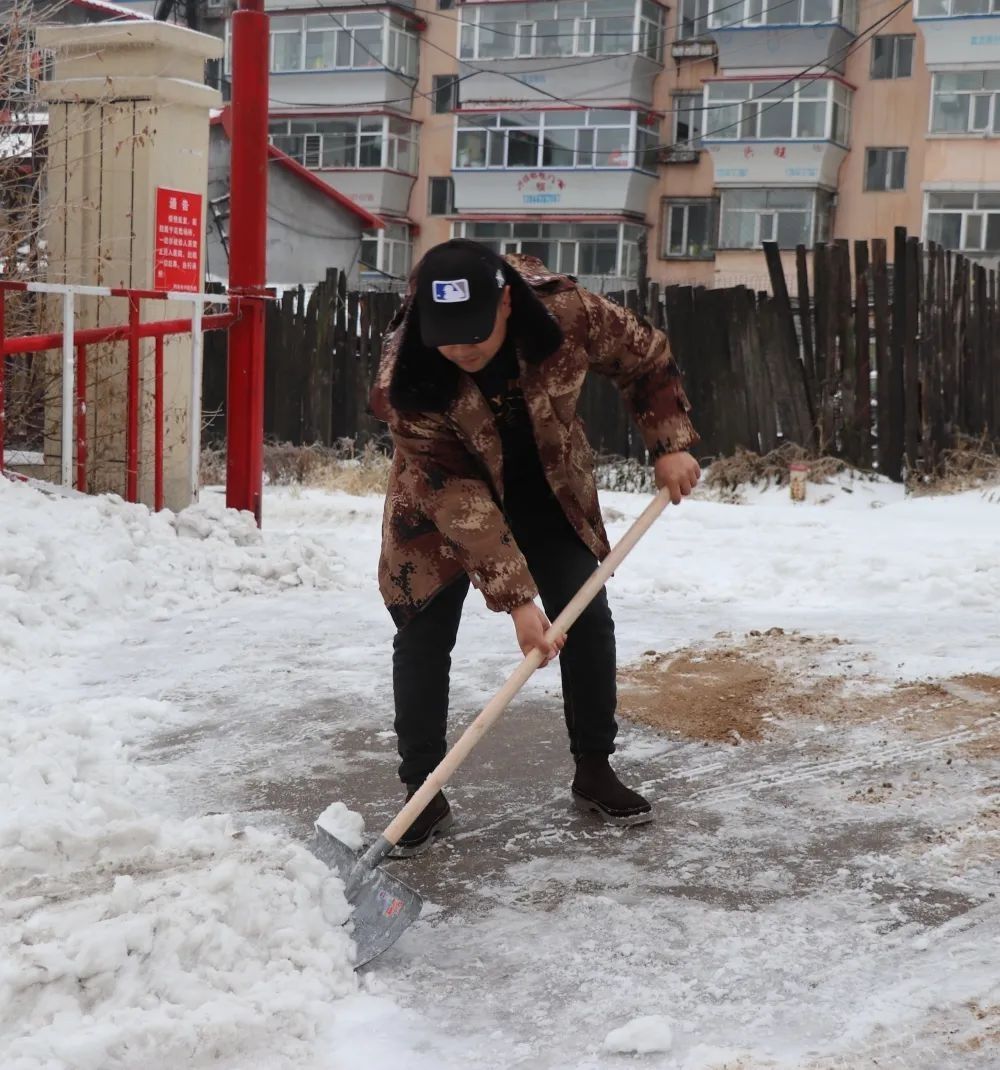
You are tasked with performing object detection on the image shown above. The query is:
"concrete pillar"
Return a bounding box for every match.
[38,22,222,510]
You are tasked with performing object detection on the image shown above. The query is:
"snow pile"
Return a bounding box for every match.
[316,802,366,851]
[0,480,371,1069]
[0,479,342,666]
[1,686,365,1069]
[3,825,359,1069]
[603,1015,675,1055]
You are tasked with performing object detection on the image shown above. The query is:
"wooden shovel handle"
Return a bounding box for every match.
[381,486,672,847]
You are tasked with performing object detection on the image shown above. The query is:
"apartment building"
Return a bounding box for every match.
[222,0,1000,290]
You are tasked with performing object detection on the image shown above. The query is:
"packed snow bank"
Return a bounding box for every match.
[603,1015,675,1055]
[0,479,342,667]
[1,481,368,1069]
[3,818,359,1069]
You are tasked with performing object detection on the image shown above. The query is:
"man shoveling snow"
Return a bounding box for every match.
[371,239,701,854]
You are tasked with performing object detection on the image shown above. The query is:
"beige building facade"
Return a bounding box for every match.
[232,0,1000,293]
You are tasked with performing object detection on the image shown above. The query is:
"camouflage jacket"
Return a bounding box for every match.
[371,255,699,626]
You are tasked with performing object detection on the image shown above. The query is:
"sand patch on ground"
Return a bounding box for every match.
[618,631,999,759]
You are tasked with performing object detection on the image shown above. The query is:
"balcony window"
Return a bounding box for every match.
[459,0,664,62]
[719,189,832,249]
[269,116,419,174]
[361,222,413,279]
[455,109,658,172]
[453,220,644,278]
[931,71,1000,135]
[704,79,851,145]
[261,11,419,75]
[870,34,914,79]
[661,198,717,258]
[708,0,856,28]
[925,190,1000,252]
[916,0,1000,15]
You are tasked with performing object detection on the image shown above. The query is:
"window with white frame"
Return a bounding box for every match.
[672,92,704,147]
[915,0,1000,15]
[452,220,644,277]
[864,147,907,192]
[454,110,658,171]
[925,190,1000,252]
[870,34,914,80]
[259,11,419,76]
[360,222,413,278]
[708,0,857,29]
[661,198,717,258]
[269,116,419,173]
[459,0,664,62]
[704,79,851,145]
[719,189,832,249]
[931,71,1000,135]
[679,0,710,38]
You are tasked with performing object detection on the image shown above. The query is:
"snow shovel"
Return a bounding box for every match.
[311,486,675,968]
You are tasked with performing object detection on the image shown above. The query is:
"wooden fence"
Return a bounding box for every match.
[202,229,1000,479]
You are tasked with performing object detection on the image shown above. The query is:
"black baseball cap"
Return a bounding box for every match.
[414,240,508,349]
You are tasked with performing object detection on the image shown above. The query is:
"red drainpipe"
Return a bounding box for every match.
[226,0,269,525]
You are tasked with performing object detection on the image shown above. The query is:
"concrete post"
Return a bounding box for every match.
[38,22,222,510]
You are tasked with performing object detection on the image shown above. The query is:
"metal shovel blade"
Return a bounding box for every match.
[310,825,423,968]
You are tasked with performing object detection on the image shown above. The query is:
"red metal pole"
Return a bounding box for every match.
[154,335,164,511]
[76,343,87,492]
[0,292,6,478]
[126,296,141,503]
[227,0,269,525]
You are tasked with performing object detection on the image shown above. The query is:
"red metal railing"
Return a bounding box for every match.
[0,281,239,511]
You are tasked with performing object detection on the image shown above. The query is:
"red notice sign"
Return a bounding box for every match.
[154,187,204,293]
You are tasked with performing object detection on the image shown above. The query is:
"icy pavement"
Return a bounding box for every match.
[3,475,999,1069]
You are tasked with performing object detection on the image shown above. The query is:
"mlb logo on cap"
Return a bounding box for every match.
[432,279,470,304]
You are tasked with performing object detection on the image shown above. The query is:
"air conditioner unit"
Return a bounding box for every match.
[204,0,228,12]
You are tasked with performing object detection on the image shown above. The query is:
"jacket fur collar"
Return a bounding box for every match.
[387,254,570,414]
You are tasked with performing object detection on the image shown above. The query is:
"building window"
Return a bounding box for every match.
[709,0,857,30]
[661,198,717,259]
[870,34,914,80]
[360,222,413,279]
[925,190,1000,252]
[679,0,710,39]
[719,189,832,249]
[704,79,851,146]
[262,11,419,76]
[269,116,419,174]
[931,71,1000,135]
[459,0,664,63]
[454,109,658,173]
[915,0,1000,15]
[433,74,459,113]
[864,147,907,192]
[428,176,455,215]
[672,92,704,147]
[452,220,644,278]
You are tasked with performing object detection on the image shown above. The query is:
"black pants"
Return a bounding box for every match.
[392,514,617,786]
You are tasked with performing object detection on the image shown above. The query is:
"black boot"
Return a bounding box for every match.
[390,786,454,858]
[572,754,653,826]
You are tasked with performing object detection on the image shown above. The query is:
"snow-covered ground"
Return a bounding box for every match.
[2,472,998,1069]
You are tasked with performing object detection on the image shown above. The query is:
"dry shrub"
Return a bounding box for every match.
[909,435,1000,498]
[704,443,863,502]
[595,456,655,494]
[200,440,391,495]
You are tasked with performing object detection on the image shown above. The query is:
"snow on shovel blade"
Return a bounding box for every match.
[310,824,422,969]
